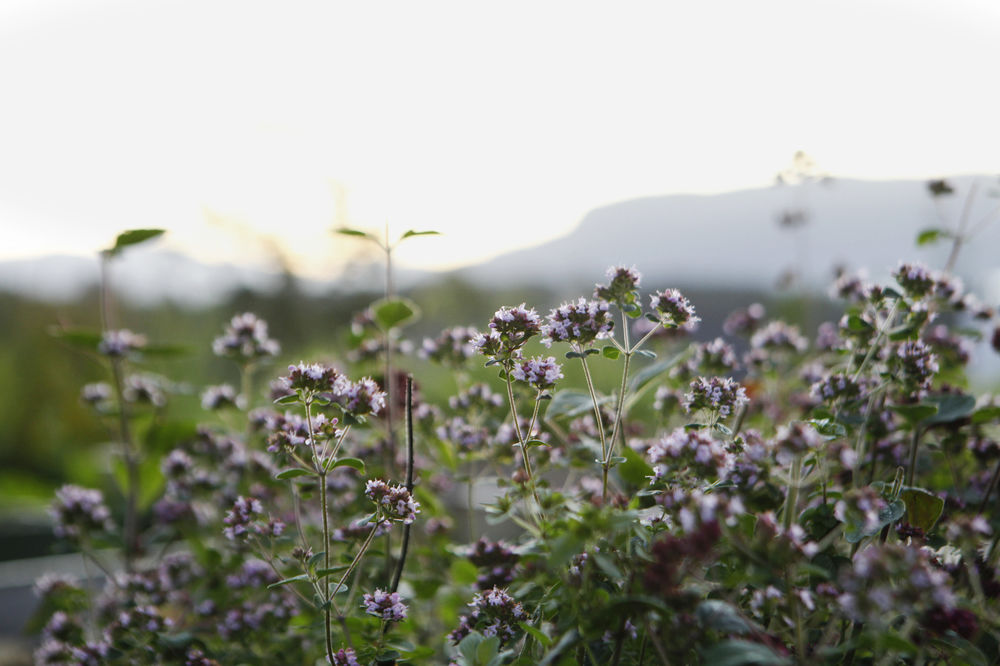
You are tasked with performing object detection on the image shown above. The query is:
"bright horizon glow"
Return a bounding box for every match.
[1,0,998,279]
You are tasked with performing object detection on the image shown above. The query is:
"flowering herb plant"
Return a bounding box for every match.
[32,227,1000,665]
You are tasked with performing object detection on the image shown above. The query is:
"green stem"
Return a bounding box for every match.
[109,356,139,570]
[978,458,1000,515]
[389,377,415,594]
[906,427,922,487]
[304,400,335,664]
[503,362,543,518]
[578,354,608,455]
[784,455,802,532]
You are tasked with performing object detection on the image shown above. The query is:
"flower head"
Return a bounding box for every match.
[475,305,542,358]
[212,312,280,360]
[683,376,748,417]
[594,265,641,306]
[650,289,699,329]
[365,479,420,524]
[50,485,112,541]
[541,298,614,347]
[511,356,563,390]
[362,589,408,623]
[98,329,147,357]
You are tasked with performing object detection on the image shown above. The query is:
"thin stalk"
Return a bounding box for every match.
[906,427,923,487]
[787,570,806,663]
[389,377,415,594]
[304,400,334,664]
[109,356,139,570]
[578,353,609,464]
[332,522,381,604]
[944,181,978,273]
[979,458,1000,515]
[503,362,543,517]
[784,455,802,532]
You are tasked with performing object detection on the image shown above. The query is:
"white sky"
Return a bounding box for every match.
[1,0,998,277]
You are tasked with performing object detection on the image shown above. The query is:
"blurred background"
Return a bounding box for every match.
[1,0,1000,656]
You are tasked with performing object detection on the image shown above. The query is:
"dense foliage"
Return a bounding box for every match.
[30,228,1000,665]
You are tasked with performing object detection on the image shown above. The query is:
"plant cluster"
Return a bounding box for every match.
[31,228,1000,665]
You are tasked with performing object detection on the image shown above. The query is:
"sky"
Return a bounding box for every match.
[1,0,998,279]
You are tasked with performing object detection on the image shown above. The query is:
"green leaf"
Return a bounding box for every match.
[308,550,326,568]
[546,390,607,419]
[634,349,656,359]
[49,327,103,349]
[807,418,846,439]
[400,229,441,240]
[375,649,401,662]
[888,403,938,424]
[538,629,580,666]
[602,345,621,360]
[697,600,754,635]
[616,446,654,487]
[972,406,1000,424]
[888,322,921,341]
[275,468,313,480]
[591,551,624,581]
[140,344,188,357]
[923,393,976,425]
[372,297,420,330]
[267,573,310,589]
[450,559,479,586]
[699,639,791,666]
[327,457,365,474]
[900,487,944,531]
[524,439,549,450]
[458,632,484,663]
[565,351,585,359]
[107,228,165,255]
[519,622,553,648]
[627,351,690,393]
[273,393,299,405]
[845,314,874,333]
[335,227,374,239]
[844,498,906,543]
[315,565,349,578]
[476,635,501,664]
[916,228,949,246]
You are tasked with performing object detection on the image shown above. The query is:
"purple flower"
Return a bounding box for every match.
[365,479,420,524]
[212,312,280,360]
[339,377,386,417]
[682,376,748,417]
[362,588,408,622]
[594,266,641,305]
[98,329,147,357]
[80,382,112,408]
[475,304,542,358]
[893,262,936,298]
[449,586,526,646]
[751,320,809,353]
[329,648,360,666]
[893,340,939,396]
[541,298,614,347]
[50,485,112,541]
[123,373,167,407]
[650,289,699,329]
[201,384,242,410]
[419,326,480,366]
[647,428,733,481]
[282,362,345,395]
[511,356,564,390]
[222,496,285,541]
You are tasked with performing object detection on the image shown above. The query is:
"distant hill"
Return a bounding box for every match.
[3,176,998,305]
[454,176,1000,296]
